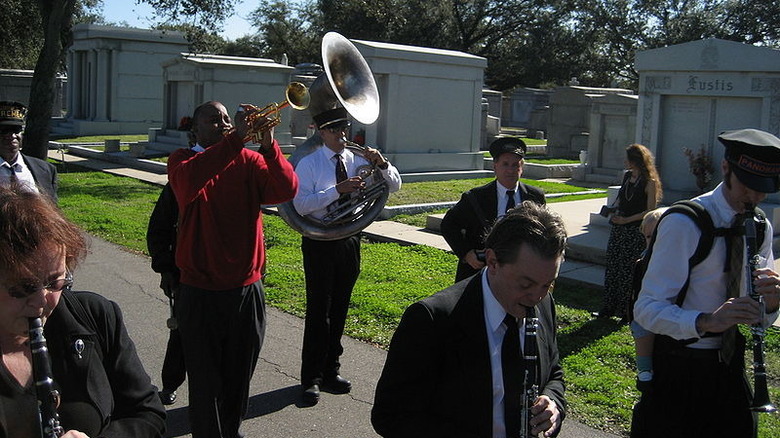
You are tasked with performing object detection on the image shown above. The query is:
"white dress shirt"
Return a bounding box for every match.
[482,269,527,438]
[293,144,402,220]
[495,181,520,218]
[635,183,779,348]
[1,154,39,194]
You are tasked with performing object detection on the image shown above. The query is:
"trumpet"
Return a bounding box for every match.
[239,82,310,144]
[742,205,777,413]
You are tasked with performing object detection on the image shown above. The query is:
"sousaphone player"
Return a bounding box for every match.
[291,32,402,406]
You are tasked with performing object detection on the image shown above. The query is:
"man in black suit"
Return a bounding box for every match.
[372,202,567,438]
[0,101,58,202]
[441,137,545,281]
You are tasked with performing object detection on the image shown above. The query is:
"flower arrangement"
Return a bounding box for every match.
[682,146,714,192]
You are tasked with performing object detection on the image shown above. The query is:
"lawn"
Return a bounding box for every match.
[54,163,779,437]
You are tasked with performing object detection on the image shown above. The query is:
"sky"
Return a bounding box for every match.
[100,0,256,40]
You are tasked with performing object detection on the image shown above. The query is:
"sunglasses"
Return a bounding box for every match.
[0,125,23,135]
[5,271,73,299]
[326,122,351,133]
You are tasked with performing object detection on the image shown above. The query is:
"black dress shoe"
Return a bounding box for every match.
[302,384,320,406]
[322,374,352,394]
[158,389,177,406]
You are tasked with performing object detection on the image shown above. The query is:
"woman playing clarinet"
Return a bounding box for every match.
[0,183,165,438]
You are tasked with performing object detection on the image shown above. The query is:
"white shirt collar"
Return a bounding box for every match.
[481,268,508,333]
[496,180,518,193]
[191,144,206,153]
[695,182,739,227]
[1,154,22,167]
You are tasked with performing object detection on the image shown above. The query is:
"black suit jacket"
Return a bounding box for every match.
[22,153,58,203]
[440,180,545,281]
[146,183,180,276]
[372,275,566,438]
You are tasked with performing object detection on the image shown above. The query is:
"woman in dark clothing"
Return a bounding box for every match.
[598,144,663,320]
[0,184,165,438]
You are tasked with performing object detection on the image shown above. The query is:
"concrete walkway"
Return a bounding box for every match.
[52,149,623,437]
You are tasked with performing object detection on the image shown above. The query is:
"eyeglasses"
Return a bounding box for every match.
[5,271,73,299]
[0,125,23,135]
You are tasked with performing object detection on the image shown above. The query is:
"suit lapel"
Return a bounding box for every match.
[482,180,498,222]
[449,276,494,435]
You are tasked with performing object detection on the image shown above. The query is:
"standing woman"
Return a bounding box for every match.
[597,144,662,321]
[0,184,165,438]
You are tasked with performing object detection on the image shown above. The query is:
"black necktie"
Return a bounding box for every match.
[502,314,523,437]
[506,190,515,214]
[5,163,17,182]
[335,154,348,183]
[722,214,744,365]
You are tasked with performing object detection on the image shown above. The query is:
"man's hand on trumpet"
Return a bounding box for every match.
[235,104,276,153]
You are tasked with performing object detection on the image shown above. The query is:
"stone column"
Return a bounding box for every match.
[88,49,98,120]
[94,48,110,121]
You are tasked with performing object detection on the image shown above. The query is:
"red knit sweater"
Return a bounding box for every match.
[168,133,298,290]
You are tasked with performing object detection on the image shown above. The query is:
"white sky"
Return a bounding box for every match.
[99,0,256,40]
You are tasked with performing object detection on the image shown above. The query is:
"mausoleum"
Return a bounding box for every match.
[351,39,488,173]
[57,24,189,135]
[635,38,780,203]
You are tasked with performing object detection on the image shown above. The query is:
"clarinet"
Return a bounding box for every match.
[520,306,540,438]
[742,206,777,413]
[28,317,65,438]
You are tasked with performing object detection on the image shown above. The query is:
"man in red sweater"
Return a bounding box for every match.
[167,101,298,438]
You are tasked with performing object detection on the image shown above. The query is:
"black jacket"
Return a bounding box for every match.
[372,274,566,438]
[146,183,179,276]
[23,153,58,203]
[440,180,545,281]
[7,290,167,437]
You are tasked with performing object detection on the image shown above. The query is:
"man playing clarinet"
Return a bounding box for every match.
[372,202,566,438]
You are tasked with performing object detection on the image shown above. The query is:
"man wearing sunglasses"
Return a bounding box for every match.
[0,101,58,202]
[293,106,401,406]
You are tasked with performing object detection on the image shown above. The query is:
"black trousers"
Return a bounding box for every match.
[177,281,266,438]
[300,235,360,386]
[161,327,186,392]
[631,335,757,438]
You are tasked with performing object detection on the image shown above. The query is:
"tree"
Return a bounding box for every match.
[156,23,228,54]
[22,0,239,159]
[142,0,237,31]
[24,0,80,160]
[250,1,320,66]
[0,0,44,70]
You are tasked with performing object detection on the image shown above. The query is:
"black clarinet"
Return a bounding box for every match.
[28,317,65,438]
[742,206,777,413]
[520,306,540,438]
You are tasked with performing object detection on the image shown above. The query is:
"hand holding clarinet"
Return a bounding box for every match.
[521,306,563,437]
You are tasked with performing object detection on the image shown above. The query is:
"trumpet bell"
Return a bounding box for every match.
[286,82,310,111]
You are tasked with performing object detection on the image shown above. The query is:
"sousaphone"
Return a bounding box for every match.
[277,32,389,241]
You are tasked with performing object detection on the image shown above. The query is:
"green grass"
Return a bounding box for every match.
[526,158,579,165]
[57,168,160,254]
[53,134,149,143]
[387,177,602,206]
[55,164,779,437]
